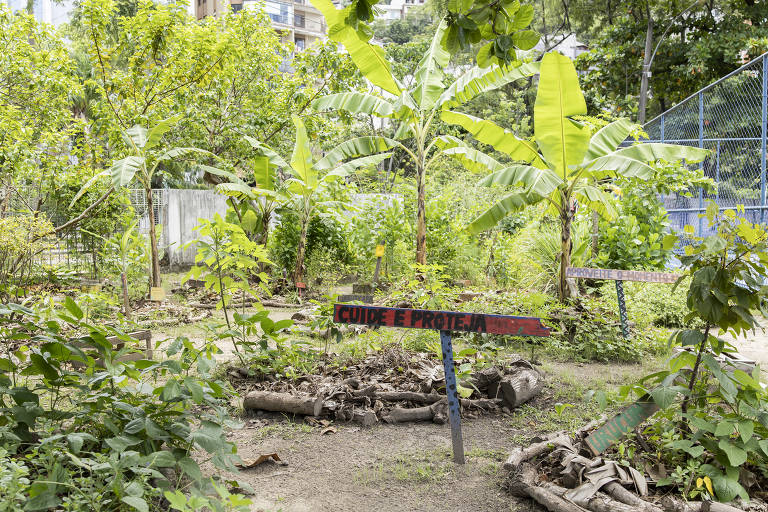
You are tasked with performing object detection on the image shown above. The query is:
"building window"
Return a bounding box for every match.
[231,2,242,11]
[294,14,305,27]
[295,37,305,50]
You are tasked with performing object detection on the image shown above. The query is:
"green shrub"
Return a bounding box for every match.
[270,207,353,279]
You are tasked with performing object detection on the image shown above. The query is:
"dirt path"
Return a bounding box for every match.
[722,317,768,373]
[222,415,539,512]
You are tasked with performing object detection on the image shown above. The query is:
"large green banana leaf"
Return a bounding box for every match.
[243,136,289,169]
[480,165,563,197]
[610,143,709,163]
[145,115,181,150]
[312,92,395,117]
[290,115,314,187]
[466,190,542,234]
[411,20,450,111]
[253,156,275,191]
[574,183,617,220]
[434,135,505,174]
[215,182,256,199]
[110,156,144,187]
[310,0,400,95]
[156,147,212,162]
[582,118,633,162]
[441,110,543,165]
[124,126,147,150]
[314,136,397,170]
[329,153,392,176]
[534,52,590,177]
[584,154,657,180]
[437,61,540,110]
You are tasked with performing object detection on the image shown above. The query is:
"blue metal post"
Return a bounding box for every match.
[439,330,465,464]
[660,113,665,142]
[698,92,704,234]
[761,55,767,224]
[715,141,721,203]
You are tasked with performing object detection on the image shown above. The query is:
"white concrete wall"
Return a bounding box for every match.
[163,189,229,266]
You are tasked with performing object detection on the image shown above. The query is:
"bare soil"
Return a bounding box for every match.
[221,414,537,512]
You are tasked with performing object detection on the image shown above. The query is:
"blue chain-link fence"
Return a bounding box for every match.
[641,52,767,239]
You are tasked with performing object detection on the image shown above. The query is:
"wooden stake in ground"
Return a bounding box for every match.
[243,391,323,417]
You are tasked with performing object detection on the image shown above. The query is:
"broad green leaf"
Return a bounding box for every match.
[156,147,212,162]
[312,92,394,117]
[243,136,290,169]
[718,439,747,467]
[121,496,149,512]
[110,156,144,188]
[650,385,687,409]
[327,153,392,177]
[215,182,255,199]
[583,118,634,162]
[412,20,451,110]
[124,125,148,149]
[513,30,540,50]
[196,165,243,185]
[314,136,397,171]
[253,156,275,191]
[573,183,618,220]
[441,145,505,174]
[441,110,543,165]
[63,296,83,321]
[534,52,589,177]
[466,191,543,234]
[612,143,709,164]
[738,420,754,443]
[711,472,748,502]
[437,61,539,110]
[479,165,563,197]
[714,420,734,437]
[289,115,313,185]
[310,0,400,95]
[145,115,181,150]
[583,154,656,180]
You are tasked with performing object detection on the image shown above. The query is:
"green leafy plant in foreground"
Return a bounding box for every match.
[626,202,768,503]
[0,300,249,510]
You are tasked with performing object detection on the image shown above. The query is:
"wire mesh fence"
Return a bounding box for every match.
[641,52,768,242]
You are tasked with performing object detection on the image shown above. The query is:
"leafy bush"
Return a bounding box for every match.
[600,280,702,330]
[270,207,352,281]
[349,196,410,282]
[0,301,251,510]
[627,204,768,503]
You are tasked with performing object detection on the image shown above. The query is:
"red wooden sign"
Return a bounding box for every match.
[333,304,550,337]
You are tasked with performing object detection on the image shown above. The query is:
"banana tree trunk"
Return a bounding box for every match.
[294,216,309,286]
[415,164,427,265]
[591,210,599,258]
[559,209,573,302]
[146,188,162,287]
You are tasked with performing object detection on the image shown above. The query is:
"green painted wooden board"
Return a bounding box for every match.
[584,397,660,455]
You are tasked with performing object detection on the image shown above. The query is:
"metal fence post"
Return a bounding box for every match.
[698,92,704,234]
[715,141,721,203]
[660,113,665,142]
[761,55,767,224]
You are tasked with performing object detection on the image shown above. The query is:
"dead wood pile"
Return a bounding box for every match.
[238,345,544,426]
[503,425,767,512]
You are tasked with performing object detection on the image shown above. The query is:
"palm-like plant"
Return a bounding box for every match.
[310,19,538,264]
[73,117,214,288]
[247,115,395,286]
[443,52,709,300]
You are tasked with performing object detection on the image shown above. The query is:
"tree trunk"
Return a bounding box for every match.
[638,13,654,124]
[294,216,309,286]
[146,188,161,287]
[559,208,573,301]
[243,391,323,416]
[415,163,427,265]
[591,210,599,258]
[121,272,131,320]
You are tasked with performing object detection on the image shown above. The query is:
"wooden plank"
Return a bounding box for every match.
[337,294,374,303]
[333,304,550,337]
[583,397,659,455]
[566,267,679,284]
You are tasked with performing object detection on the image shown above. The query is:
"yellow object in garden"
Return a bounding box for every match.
[375,245,385,258]
[150,287,166,302]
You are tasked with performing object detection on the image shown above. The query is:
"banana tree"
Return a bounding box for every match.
[442,52,709,301]
[73,117,213,288]
[311,17,538,264]
[249,115,395,286]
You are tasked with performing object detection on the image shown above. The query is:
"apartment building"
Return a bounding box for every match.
[197,0,327,49]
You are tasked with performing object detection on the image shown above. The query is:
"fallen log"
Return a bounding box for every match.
[376,391,443,403]
[660,497,745,512]
[243,391,323,417]
[504,433,571,471]
[351,409,378,427]
[384,405,433,423]
[602,482,663,512]
[542,483,637,512]
[499,368,544,408]
[508,464,587,512]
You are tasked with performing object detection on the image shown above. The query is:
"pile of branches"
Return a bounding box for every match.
[504,427,767,512]
[237,345,544,426]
